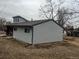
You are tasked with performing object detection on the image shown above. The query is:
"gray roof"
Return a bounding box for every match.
[6,19,63,28]
[6,20,49,26]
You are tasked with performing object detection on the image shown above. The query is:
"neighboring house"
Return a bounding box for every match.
[6,16,63,44]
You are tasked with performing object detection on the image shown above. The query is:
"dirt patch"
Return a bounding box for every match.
[0,36,79,59]
[64,36,75,41]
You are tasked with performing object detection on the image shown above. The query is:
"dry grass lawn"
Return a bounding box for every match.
[0,36,79,59]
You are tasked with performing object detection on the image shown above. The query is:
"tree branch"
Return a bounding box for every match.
[40,6,49,18]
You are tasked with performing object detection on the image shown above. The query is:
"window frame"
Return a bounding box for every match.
[24,28,30,33]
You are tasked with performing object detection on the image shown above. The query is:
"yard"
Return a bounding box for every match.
[0,36,79,59]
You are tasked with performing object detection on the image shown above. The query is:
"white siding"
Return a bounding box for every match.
[13,27,32,44]
[33,21,63,44]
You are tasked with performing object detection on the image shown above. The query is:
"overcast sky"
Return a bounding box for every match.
[0,0,46,21]
[0,0,79,27]
[0,0,73,21]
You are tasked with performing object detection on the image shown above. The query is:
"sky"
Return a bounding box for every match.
[0,0,45,21]
[0,0,79,28]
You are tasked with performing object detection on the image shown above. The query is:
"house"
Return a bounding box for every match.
[6,16,63,44]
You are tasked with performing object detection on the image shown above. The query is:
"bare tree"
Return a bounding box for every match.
[0,17,6,31]
[57,8,74,27]
[39,0,65,19]
[39,0,79,27]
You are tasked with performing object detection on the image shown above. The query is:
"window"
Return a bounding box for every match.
[14,18,19,22]
[14,27,17,31]
[25,28,30,33]
[16,18,19,22]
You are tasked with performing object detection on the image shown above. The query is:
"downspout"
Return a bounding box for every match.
[32,27,33,45]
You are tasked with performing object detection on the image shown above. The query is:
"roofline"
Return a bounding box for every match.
[6,25,32,27]
[32,19,64,29]
[6,18,64,29]
[13,16,28,22]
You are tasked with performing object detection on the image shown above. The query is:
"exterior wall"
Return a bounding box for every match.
[13,27,32,44]
[33,21,63,44]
